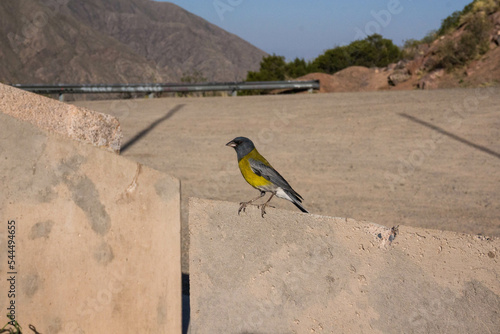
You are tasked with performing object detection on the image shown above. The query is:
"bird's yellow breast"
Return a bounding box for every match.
[238,148,272,189]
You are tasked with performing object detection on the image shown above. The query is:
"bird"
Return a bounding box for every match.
[226,136,308,217]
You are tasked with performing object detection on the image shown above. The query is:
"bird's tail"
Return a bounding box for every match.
[284,189,309,213]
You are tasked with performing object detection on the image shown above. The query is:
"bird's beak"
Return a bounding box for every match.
[226,140,236,147]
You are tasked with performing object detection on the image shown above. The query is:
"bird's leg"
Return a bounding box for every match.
[258,193,275,218]
[238,191,266,215]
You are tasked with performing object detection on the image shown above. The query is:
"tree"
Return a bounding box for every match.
[312,46,352,74]
[311,34,401,74]
[360,33,402,67]
[285,58,311,78]
[246,54,287,82]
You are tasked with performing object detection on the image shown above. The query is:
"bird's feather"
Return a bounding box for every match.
[249,158,304,202]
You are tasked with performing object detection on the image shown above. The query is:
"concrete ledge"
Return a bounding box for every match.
[189,198,500,334]
[0,94,180,332]
[0,83,121,152]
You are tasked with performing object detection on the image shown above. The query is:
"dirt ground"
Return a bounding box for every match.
[74,88,500,273]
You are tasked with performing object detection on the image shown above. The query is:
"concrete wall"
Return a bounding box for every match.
[0,86,181,333]
[0,84,121,152]
[189,198,500,334]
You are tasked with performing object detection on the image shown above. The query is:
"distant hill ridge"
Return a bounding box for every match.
[0,0,267,84]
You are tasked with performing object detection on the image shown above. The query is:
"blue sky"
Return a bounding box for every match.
[159,0,472,61]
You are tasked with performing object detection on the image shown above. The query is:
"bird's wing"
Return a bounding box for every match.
[249,158,305,203]
[248,158,293,190]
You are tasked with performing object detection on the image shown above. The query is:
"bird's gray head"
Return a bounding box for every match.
[226,137,255,161]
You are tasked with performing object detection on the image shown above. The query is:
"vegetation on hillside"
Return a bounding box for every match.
[244,0,497,93]
[245,34,401,88]
[404,0,498,55]
[434,12,492,71]
[409,0,497,71]
[312,34,401,74]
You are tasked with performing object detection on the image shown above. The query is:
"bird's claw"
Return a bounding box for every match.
[238,202,247,215]
[256,204,274,217]
[258,204,274,218]
[238,201,273,217]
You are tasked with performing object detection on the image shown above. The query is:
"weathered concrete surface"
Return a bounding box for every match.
[0,83,121,152]
[189,198,500,334]
[0,106,180,330]
[75,89,500,275]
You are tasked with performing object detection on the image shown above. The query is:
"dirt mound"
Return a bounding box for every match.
[298,67,393,93]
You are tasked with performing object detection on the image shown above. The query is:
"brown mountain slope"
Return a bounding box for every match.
[66,0,267,81]
[0,0,163,84]
[0,0,266,84]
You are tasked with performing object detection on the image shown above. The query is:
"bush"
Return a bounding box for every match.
[421,30,438,44]
[246,54,287,82]
[285,58,312,78]
[402,39,424,59]
[434,12,492,71]
[242,55,287,95]
[465,0,500,18]
[466,11,492,54]
[311,34,401,74]
[438,10,463,36]
[312,46,353,74]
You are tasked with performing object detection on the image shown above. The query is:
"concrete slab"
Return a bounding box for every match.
[189,198,500,334]
[0,93,181,332]
[75,89,500,276]
[0,84,121,152]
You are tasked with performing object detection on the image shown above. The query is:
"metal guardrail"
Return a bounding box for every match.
[11,80,320,97]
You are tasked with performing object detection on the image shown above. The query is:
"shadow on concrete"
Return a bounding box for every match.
[182,273,190,334]
[399,113,500,160]
[120,104,185,153]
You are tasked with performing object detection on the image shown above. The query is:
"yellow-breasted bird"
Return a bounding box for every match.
[226,137,309,217]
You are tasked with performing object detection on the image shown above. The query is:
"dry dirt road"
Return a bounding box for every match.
[74,88,500,273]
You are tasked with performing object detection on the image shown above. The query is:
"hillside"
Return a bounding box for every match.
[398,10,500,90]
[0,0,267,84]
[296,8,500,94]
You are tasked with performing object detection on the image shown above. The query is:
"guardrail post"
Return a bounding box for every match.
[59,93,64,102]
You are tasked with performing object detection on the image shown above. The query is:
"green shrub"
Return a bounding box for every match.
[434,12,492,71]
[246,54,287,82]
[438,10,463,36]
[241,54,288,95]
[312,46,352,74]
[402,39,424,59]
[466,12,492,54]
[311,34,401,74]
[421,30,438,44]
[285,58,312,78]
[245,34,402,92]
